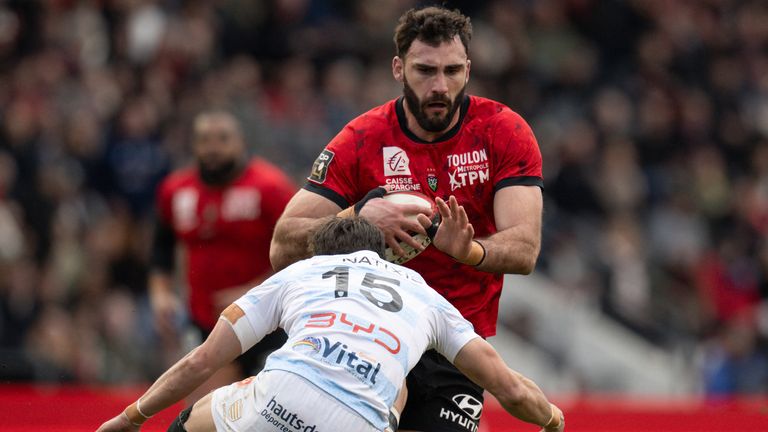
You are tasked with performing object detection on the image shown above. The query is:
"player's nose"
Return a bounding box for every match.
[431,72,449,94]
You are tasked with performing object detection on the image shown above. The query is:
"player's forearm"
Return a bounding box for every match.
[454,339,559,429]
[492,369,556,428]
[475,225,540,274]
[135,348,217,418]
[270,215,335,271]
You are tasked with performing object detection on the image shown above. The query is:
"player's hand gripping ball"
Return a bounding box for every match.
[382,191,440,264]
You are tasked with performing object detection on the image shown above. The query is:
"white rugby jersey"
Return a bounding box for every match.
[228,250,480,430]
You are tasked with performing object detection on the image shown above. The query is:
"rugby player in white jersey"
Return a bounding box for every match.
[97,214,564,432]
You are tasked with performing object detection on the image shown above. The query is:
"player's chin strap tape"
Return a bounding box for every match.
[337,187,387,218]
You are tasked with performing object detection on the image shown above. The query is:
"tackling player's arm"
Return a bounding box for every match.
[270,189,340,271]
[453,338,564,431]
[96,318,242,431]
[425,185,542,274]
[270,188,434,271]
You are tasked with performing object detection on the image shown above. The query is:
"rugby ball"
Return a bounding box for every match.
[382,191,439,264]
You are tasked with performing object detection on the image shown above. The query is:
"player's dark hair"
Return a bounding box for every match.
[309,217,386,258]
[393,6,472,58]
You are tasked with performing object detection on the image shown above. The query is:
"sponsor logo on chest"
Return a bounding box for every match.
[173,187,198,231]
[446,149,489,191]
[222,187,261,221]
[382,146,421,191]
[293,336,382,385]
[172,186,260,233]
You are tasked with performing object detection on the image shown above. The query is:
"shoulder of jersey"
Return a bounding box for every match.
[468,95,513,117]
[346,99,398,129]
[278,255,321,277]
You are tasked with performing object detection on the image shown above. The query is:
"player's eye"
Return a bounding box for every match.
[416,66,435,74]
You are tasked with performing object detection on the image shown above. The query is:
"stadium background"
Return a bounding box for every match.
[0,0,765,430]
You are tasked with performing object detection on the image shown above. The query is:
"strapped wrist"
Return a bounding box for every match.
[456,240,486,266]
[543,403,561,429]
[124,399,152,426]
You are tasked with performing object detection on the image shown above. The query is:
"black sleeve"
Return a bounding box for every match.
[150,214,176,273]
[303,182,350,209]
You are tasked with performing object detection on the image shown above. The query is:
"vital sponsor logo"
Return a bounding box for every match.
[383,146,411,176]
[297,336,383,385]
[292,336,322,353]
[261,396,320,431]
[446,149,489,191]
[309,149,334,183]
[320,337,382,384]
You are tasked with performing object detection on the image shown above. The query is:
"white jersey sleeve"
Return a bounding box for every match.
[226,272,288,353]
[430,295,481,362]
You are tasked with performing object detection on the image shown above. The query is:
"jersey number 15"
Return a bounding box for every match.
[323,266,403,313]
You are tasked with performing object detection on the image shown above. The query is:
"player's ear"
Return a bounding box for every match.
[393,56,404,83]
[465,59,471,84]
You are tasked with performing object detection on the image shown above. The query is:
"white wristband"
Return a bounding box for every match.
[136,398,153,419]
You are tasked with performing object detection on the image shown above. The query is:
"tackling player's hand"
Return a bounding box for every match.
[96,412,140,432]
[421,196,477,262]
[358,193,433,257]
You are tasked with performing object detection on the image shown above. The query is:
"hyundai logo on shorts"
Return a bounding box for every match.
[452,394,483,421]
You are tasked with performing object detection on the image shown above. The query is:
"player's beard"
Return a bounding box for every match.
[403,77,465,133]
[198,159,241,186]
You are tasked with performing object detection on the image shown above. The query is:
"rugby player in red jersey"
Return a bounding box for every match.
[270,7,543,431]
[270,6,544,431]
[151,110,296,403]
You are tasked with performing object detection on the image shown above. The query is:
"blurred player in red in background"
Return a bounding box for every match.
[150,110,296,403]
[270,6,544,431]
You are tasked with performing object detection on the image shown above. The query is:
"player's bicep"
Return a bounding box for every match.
[197,316,244,369]
[452,338,509,394]
[280,189,343,219]
[493,185,542,233]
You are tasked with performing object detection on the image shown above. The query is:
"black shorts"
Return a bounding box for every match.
[399,350,485,432]
[192,321,287,376]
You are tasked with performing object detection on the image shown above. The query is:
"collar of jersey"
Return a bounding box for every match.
[395,95,470,144]
[345,250,381,260]
[313,250,381,261]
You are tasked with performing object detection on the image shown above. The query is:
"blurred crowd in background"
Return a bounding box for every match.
[0,0,766,394]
